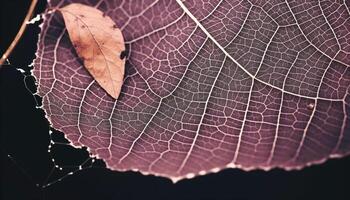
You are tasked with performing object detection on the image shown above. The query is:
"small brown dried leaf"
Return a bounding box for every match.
[59,3,125,99]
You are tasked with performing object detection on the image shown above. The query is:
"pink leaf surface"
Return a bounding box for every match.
[33,0,350,182]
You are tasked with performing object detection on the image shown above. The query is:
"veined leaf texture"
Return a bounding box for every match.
[33,0,350,182]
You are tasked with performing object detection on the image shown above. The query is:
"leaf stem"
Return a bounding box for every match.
[0,0,38,67]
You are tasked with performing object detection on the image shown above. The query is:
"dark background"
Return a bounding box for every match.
[1,0,349,199]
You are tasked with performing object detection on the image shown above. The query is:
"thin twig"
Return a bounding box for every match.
[0,0,38,67]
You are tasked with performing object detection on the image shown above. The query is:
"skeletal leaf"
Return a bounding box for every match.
[59,3,125,99]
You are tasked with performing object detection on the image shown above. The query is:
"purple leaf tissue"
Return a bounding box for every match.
[33,0,350,182]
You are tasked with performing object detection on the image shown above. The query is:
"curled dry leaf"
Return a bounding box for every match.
[59,3,125,99]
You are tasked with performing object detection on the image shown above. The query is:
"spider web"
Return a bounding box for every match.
[3,61,102,189]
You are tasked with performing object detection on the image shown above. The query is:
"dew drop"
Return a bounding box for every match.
[307,103,315,110]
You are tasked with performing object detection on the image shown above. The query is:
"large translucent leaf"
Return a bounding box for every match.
[33,0,350,182]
